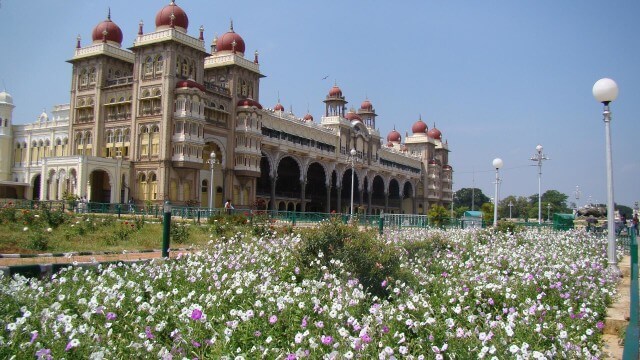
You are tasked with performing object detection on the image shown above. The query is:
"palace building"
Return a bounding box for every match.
[0,1,452,214]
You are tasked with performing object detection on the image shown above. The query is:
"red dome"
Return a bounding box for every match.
[428,127,442,140]
[360,99,373,111]
[217,22,245,54]
[274,103,284,111]
[155,1,189,31]
[303,113,314,121]
[387,129,401,143]
[237,98,263,109]
[91,15,123,46]
[411,118,427,134]
[328,85,342,97]
[345,109,361,121]
[175,79,205,92]
[428,159,438,165]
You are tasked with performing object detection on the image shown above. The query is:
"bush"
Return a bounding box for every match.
[41,208,69,229]
[27,231,49,251]
[0,203,17,224]
[296,217,407,298]
[170,222,191,244]
[496,219,521,234]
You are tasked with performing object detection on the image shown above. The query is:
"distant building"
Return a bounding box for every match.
[0,1,452,214]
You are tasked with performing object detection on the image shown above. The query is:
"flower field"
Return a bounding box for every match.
[0,225,620,359]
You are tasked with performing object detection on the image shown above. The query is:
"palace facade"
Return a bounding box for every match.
[0,1,452,214]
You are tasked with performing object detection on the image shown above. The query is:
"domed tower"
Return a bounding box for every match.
[357,98,377,129]
[0,91,15,181]
[323,83,347,118]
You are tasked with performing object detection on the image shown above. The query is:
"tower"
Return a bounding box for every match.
[0,91,15,181]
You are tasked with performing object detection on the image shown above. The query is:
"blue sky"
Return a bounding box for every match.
[1,1,639,208]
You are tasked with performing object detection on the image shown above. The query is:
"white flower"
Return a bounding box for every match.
[23,227,28,231]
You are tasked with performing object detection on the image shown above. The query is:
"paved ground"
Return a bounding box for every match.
[0,249,190,267]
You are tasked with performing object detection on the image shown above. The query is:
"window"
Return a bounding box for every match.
[144,56,153,76]
[140,127,149,156]
[151,126,160,155]
[88,68,96,84]
[155,55,163,75]
[149,173,158,200]
[139,174,148,201]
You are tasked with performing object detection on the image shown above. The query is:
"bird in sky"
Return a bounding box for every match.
[322,75,329,80]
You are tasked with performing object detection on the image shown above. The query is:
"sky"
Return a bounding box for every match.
[1,0,639,208]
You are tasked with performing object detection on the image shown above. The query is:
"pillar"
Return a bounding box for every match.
[367,191,372,215]
[384,192,389,213]
[300,180,306,212]
[270,176,277,210]
[336,186,342,214]
[412,195,417,215]
[325,184,331,213]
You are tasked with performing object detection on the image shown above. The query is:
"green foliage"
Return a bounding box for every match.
[481,202,494,224]
[27,231,49,251]
[454,188,490,211]
[427,204,449,227]
[0,203,18,224]
[296,217,406,298]
[170,222,191,244]
[41,207,69,229]
[495,219,522,234]
[109,221,136,245]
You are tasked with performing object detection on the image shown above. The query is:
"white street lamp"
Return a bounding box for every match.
[492,158,503,226]
[508,200,514,219]
[207,151,218,209]
[593,77,619,268]
[574,185,581,214]
[547,203,551,222]
[530,144,550,224]
[349,148,357,216]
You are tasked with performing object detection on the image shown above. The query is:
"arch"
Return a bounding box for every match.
[371,175,385,209]
[256,152,272,198]
[341,168,360,213]
[275,156,301,199]
[32,174,42,201]
[402,181,414,198]
[305,162,327,212]
[89,169,112,203]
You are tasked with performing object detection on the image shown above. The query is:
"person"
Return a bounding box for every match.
[128,198,134,213]
[224,199,234,214]
[633,214,639,235]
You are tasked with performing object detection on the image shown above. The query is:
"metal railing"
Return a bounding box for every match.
[623,227,639,359]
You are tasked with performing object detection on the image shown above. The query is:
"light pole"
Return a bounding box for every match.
[530,144,549,224]
[162,200,172,258]
[349,148,357,216]
[547,203,551,222]
[508,200,514,219]
[574,185,581,214]
[207,151,218,209]
[492,158,503,226]
[593,77,619,268]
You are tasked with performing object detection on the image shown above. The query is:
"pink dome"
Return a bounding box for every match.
[328,85,342,97]
[274,103,284,111]
[411,118,427,134]
[360,99,373,110]
[387,129,401,143]
[217,22,245,54]
[237,98,262,109]
[91,13,123,45]
[427,126,442,140]
[303,113,314,121]
[175,79,205,91]
[345,109,361,121]
[155,1,189,31]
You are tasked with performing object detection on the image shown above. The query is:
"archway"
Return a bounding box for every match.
[275,156,300,200]
[371,175,385,210]
[389,179,401,213]
[90,170,111,203]
[402,182,414,214]
[257,154,272,199]
[305,162,326,212]
[32,174,42,201]
[341,169,360,214]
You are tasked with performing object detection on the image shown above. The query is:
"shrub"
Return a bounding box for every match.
[296,217,406,298]
[41,208,69,229]
[26,231,49,251]
[170,222,191,244]
[496,219,521,234]
[0,203,17,224]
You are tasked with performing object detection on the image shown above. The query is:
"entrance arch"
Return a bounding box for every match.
[32,174,42,201]
[89,170,111,203]
[305,162,327,212]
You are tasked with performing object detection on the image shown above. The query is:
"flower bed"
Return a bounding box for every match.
[0,228,619,359]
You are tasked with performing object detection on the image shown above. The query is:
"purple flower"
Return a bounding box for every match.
[360,333,371,343]
[106,312,117,321]
[596,321,605,330]
[191,308,203,321]
[301,316,308,328]
[381,279,388,287]
[145,326,155,339]
[269,315,278,324]
[321,335,333,345]
[287,354,297,360]
[35,348,52,360]
[30,331,38,344]
[191,339,201,348]
[254,330,262,337]
[382,325,389,333]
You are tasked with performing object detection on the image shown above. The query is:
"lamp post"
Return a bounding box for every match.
[349,148,357,216]
[593,77,619,268]
[161,200,172,258]
[530,144,550,224]
[547,203,551,222]
[207,151,218,209]
[492,158,503,226]
[574,185,581,214]
[508,200,514,219]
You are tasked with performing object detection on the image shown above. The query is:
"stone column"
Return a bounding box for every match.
[300,180,306,212]
[384,192,389,213]
[367,191,372,215]
[413,195,417,215]
[336,186,342,214]
[359,189,364,213]
[270,176,277,210]
[325,185,331,213]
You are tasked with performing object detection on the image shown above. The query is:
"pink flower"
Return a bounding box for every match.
[191,308,203,321]
[106,312,117,321]
[269,315,278,324]
[321,335,333,345]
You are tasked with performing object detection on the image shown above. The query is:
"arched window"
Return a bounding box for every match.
[79,69,88,86]
[144,56,153,76]
[151,126,160,155]
[88,68,96,84]
[139,173,148,201]
[149,173,158,200]
[155,55,163,75]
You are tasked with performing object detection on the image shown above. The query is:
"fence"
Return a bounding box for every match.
[623,227,639,359]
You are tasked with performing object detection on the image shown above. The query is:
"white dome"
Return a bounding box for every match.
[0,91,13,105]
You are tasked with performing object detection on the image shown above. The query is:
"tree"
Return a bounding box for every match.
[498,196,530,220]
[428,205,449,227]
[616,204,633,219]
[481,202,494,224]
[454,188,490,211]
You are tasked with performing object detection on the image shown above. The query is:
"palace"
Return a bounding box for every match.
[0,1,452,214]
